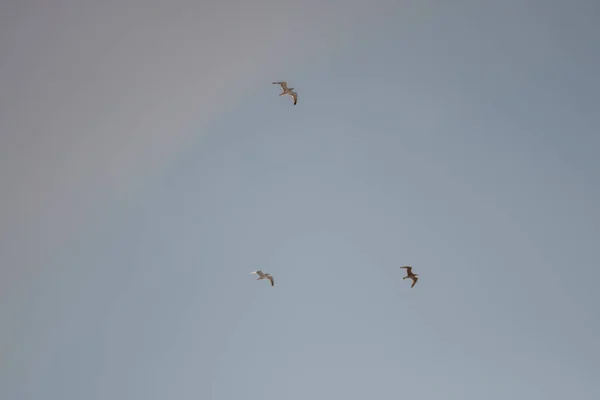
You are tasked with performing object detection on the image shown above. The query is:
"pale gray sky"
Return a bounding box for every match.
[2,1,599,400]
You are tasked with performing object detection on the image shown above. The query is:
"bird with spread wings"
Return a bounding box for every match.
[250,270,275,287]
[272,81,298,105]
[400,266,419,288]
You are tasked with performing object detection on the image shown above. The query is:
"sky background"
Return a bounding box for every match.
[1,1,599,399]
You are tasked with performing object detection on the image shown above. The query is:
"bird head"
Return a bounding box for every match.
[289,88,294,91]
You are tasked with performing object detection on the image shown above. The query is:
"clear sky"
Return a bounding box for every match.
[2,1,599,399]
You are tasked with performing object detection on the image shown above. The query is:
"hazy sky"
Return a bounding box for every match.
[2,1,599,399]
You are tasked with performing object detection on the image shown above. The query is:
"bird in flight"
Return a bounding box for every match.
[400,266,419,288]
[250,270,275,287]
[272,81,298,105]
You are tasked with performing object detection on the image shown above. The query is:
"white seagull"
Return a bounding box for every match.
[400,266,419,288]
[272,81,298,105]
[250,270,275,287]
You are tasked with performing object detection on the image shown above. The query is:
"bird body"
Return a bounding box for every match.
[400,266,419,288]
[272,81,298,105]
[250,270,275,286]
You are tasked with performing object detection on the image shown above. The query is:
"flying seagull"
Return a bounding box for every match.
[272,81,298,105]
[250,270,275,287]
[400,266,419,288]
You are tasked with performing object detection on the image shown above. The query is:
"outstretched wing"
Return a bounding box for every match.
[410,276,418,288]
[267,275,275,286]
[290,91,298,105]
[400,266,413,275]
[272,81,289,91]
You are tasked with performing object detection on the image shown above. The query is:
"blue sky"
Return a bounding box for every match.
[2,1,599,400]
